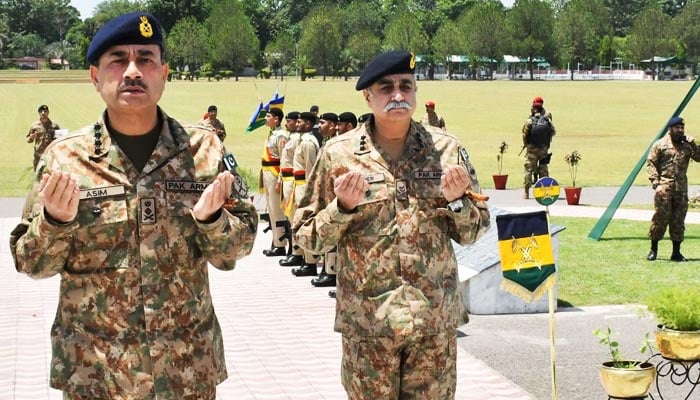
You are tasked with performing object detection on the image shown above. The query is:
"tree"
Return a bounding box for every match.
[672,2,700,75]
[298,5,342,81]
[346,30,382,73]
[147,0,210,33]
[555,0,611,79]
[384,11,429,55]
[92,0,148,26]
[167,16,209,75]
[7,32,45,58]
[627,5,675,79]
[264,30,296,79]
[207,0,259,81]
[432,20,463,79]
[461,1,508,79]
[658,0,688,17]
[508,0,556,80]
[603,0,649,36]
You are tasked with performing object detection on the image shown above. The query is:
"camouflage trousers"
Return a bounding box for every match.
[523,146,550,189]
[63,387,216,400]
[341,331,456,400]
[649,189,688,242]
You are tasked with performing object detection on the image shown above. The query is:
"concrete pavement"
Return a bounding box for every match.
[1,186,698,399]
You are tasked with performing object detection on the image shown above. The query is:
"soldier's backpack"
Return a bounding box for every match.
[527,115,553,147]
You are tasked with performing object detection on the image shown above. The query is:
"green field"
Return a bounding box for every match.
[2,71,700,306]
[3,71,700,196]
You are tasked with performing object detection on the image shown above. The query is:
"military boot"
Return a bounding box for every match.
[263,246,286,257]
[647,240,658,261]
[279,254,304,267]
[311,266,336,287]
[670,240,687,262]
[291,263,317,276]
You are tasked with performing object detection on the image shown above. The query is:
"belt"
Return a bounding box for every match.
[293,171,306,182]
[261,159,281,166]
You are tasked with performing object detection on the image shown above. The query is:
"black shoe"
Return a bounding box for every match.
[292,263,317,276]
[670,253,688,262]
[279,254,304,267]
[646,250,657,261]
[311,273,336,287]
[328,290,336,298]
[263,246,286,257]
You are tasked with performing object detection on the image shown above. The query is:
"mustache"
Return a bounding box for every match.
[120,79,147,91]
[384,101,413,112]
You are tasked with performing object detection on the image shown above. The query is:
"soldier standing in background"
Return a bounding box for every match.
[521,96,555,199]
[646,116,700,261]
[279,111,305,267]
[290,111,321,277]
[260,107,289,257]
[420,100,446,130]
[199,105,227,142]
[10,12,258,399]
[293,51,490,399]
[336,112,357,135]
[27,104,61,170]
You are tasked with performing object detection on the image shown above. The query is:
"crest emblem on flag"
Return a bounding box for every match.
[496,211,556,302]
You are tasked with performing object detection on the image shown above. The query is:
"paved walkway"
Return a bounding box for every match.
[1,186,696,399]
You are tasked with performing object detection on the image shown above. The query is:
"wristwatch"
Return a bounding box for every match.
[652,183,659,190]
[447,198,464,212]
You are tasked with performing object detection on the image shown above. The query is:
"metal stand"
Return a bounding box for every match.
[647,353,700,400]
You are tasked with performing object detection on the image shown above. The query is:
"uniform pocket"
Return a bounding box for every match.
[69,198,129,272]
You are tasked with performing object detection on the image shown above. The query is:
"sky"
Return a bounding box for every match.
[71,0,516,20]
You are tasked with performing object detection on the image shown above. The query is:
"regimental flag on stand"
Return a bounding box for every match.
[245,91,285,133]
[496,211,556,303]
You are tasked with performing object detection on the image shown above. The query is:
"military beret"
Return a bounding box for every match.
[309,105,319,113]
[532,96,544,106]
[338,112,357,126]
[355,50,416,90]
[208,105,217,112]
[87,12,164,65]
[358,113,372,124]
[667,116,685,128]
[299,112,317,123]
[320,112,338,123]
[286,111,300,119]
[268,107,284,120]
[425,101,435,107]
[38,104,49,112]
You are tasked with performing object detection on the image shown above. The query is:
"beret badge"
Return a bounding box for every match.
[409,52,415,69]
[139,16,154,38]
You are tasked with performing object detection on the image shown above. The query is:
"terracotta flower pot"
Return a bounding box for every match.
[492,174,508,190]
[564,187,582,205]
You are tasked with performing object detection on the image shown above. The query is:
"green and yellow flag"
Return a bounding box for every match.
[496,211,556,302]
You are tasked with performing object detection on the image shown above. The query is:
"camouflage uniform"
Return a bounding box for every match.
[27,118,60,170]
[294,120,490,399]
[522,111,555,193]
[262,125,289,248]
[198,117,226,142]
[647,134,700,241]
[10,109,258,399]
[293,131,321,265]
[420,112,445,130]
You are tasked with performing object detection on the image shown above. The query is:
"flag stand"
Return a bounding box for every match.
[548,288,558,400]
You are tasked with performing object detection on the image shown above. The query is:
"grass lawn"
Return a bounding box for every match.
[2,71,699,306]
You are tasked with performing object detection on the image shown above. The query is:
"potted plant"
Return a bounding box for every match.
[646,285,700,361]
[492,141,509,190]
[594,327,656,398]
[563,150,582,205]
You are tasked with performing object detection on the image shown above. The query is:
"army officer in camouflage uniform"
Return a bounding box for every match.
[646,116,700,261]
[294,51,490,400]
[9,12,257,400]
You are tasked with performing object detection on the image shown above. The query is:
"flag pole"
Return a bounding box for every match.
[548,287,558,400]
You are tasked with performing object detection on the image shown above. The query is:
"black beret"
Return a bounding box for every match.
[268,107,284,120]
[338,112,357,126]
[299,112,317,123]
[286,111,300,119]
[38,104,49,112]
[208,105,217,112]
[355,50,416,90]
[667,116,684,128]
[358,113,372,124]
[309,105,319,113]
[320,112,338,123]
[87,12,164,65]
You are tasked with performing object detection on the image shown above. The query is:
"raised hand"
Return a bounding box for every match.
[441,165,471,202]
[39,171,80,223]
[334,171,369,212]
[193,171,234,221]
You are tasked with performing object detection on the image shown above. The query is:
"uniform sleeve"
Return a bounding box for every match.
[10,163,77,279]
[647,143,660,184]
[188,127,258,270]
[522,118,531,145]
[293,149,353,254]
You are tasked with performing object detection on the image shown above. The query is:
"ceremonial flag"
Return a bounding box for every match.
[245,91,285,133]
[496,211,556,302]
